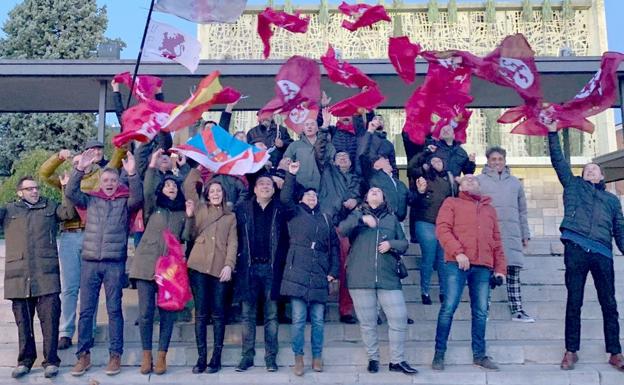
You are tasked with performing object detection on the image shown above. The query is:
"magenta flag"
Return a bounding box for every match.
[257,8,310,59]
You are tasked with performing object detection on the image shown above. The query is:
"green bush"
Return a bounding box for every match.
[0,149,70,205]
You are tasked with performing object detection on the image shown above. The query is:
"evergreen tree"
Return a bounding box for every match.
[0,0,111,174]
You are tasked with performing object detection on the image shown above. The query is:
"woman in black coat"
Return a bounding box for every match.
[280,161,339,376]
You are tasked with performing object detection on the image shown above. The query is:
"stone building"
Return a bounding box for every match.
[198,0,616,237]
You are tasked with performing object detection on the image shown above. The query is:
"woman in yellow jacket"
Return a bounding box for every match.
[183,168,237,374]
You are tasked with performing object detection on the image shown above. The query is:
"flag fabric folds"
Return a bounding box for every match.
[259,56,321,133]
[321,45,376,88]
[329,86,386,117]
[173,125,270,175]
[388,36,422,84]
[113,99,177,147]
[154,0,247,24]
[257,8,310,59]
[143,20,201,73]
[339,2,391,32]
[113,72,163,102]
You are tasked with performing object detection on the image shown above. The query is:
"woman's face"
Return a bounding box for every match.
[300,190,318,209]
[208,183,224,206]
[366,187,384,206]
[162,179,178,200]
[430,157,444,172]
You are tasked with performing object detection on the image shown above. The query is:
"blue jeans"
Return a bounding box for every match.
[59,231,98,338]
[76,260,125,357]
[290,298,324,358]
[435,262,491,359]
[241,264,278,361]
[414,221,446,297]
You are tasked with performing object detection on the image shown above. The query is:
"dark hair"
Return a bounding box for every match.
[204,180,228,209]
[365,185,386,202]
[203,120,217,128]
[485,146,507,159]
[16,176,36,190]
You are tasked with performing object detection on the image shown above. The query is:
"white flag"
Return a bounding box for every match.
[154,0,247,24]
[143,20,201,73]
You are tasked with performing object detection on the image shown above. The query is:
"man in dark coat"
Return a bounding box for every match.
[546,124,624,372]
[247,115,293,165]
[357,114,398,177]
[1,176,75,379]
[425,124,476,177]
[233,174,289,372]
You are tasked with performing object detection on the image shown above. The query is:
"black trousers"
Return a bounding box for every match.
[189,269,227,363]
[12,293,61,368]
[564,241,621,354]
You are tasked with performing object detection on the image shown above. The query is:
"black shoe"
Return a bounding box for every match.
[278,315,292,324]
[377,316,383,325]
[207,354,222,373]
[367,360,379,373]
[58,336,72,350]
[439,294,446,304]
[432,352,445,371]
[236,357,254,372]
[192,359,207,374]
[266,358,278,372]
[407,317,414,325]
[340,314,357,324]
[421,294,432,305]
[389,361,418,375]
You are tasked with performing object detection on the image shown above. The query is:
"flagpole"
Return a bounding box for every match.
[126,0,157,109]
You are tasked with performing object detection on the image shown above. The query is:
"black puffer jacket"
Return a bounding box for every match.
[425,138,475,177]
[279,173,339,304]
[548,132,624,252]
[358,130,398,177]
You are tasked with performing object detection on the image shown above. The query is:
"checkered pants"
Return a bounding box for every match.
[506,266,524,314]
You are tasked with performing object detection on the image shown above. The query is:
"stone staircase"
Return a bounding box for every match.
[0,238,623,384]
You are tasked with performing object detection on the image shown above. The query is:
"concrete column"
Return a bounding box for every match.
[97,80,107,142]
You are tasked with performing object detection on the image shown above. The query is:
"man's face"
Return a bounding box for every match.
[17,179,40,204]
[487,151,506,173]
[254,177,275,200]
[300,190,318,209]
[100,171,120,197]
[162,179,178,200]
[260,119,271,128]
[459,174,480,195]
[302,119,318,137]
[372,115,384,130]
[366,187,384,206]
[334,152,352,170]
[583,163,604,184]
[159,154,173,172]
[440,125,455,141]
[91,147,104,163]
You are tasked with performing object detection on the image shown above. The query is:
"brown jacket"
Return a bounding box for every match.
[184,168,237,277]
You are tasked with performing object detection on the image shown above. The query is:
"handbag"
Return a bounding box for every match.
[154,229,193,311]
[395,256,409,279]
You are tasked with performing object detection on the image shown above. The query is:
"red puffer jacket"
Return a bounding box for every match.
[435,191,507,275]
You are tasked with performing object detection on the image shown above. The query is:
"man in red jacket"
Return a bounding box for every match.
[432,174,507,371]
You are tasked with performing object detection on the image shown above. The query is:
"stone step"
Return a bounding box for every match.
[0,318,620,345]
[0,364,622,385]
[0,340,621,369]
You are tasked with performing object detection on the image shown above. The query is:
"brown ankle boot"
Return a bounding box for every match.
[140,350,152,375]
[154,351,167,375]
[312,357,323,372]
[105,353,122,376]
[293,355,304,376]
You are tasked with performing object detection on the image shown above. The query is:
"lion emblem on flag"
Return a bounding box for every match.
[159,32,186,59]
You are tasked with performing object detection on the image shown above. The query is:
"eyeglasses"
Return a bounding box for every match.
[20,186,39,192]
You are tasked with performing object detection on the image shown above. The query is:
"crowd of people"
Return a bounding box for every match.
[1,84,624,379]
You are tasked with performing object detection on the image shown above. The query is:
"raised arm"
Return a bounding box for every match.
[66,168,89,209]
[183,167,203,205]
[280,163,300,218]
[123,152,144,212]
[39,150,70,190]
[547,131,574,187]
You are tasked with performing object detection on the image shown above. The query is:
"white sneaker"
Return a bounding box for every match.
[511,311,535,323]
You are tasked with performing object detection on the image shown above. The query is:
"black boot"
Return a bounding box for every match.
[207,348,222,373]
[192,316,208,374]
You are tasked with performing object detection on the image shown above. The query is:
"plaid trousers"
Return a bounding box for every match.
[506,266,524,314]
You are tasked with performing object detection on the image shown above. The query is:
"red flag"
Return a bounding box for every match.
[284,102,320,134]
[403,51,474,144]
[257,8,310,59]
[260,56,321,125]
[559,52,624,123]
[113,72,163,102]
[474,34,542,103]
[329,86,386,117]
[320,45,376,88]
[388,36,422,84]
[113,99,177,147]
[339,2,391,32]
